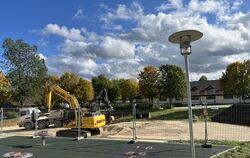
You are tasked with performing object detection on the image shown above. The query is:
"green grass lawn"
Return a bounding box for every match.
[214,147,250,158]
[211,141,250,158]
[149,107,226,121]
[114,106,226,123]
[173,140,250,158]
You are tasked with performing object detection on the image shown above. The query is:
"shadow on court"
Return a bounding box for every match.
[0,136,232,158]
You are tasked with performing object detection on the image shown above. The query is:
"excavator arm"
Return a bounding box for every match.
[90,89,114,124]
[90,89,113,110]
[45,81,80,112]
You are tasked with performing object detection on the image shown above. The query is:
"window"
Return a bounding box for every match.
[191,97,199,100]
[175,98,183,101]
[223,94,233,99]
[206,86,214,90]
[205,86,214,95]
[20,111,27,116]
[191,87,198,91]
[206,96,215,100]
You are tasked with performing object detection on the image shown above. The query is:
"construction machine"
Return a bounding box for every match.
[45,81,112,137]
[89,89,114,123]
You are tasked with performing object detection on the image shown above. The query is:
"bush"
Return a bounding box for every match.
[5,111,19,119]
[113,103,132,111]
[163,104,174,109]
[113,102,153,112]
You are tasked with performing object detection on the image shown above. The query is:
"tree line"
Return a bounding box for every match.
[0,38,249,107]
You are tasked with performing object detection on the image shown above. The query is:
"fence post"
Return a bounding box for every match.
[129,103,137,143]
[202,102,212,148]
[33,109,39,138]
[77,107,83,141]
[0,108,3,135]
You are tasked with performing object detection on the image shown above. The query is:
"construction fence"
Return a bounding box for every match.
[0,103,250,143]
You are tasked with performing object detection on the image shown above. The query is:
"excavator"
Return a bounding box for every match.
[45,81,113,137]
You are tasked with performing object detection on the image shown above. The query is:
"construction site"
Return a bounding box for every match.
[0,80,250,158]
[1,1,250,157]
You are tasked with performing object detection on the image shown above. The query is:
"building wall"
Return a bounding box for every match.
[152,95,244,106]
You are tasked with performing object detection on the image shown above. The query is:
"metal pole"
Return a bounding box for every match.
[1,108,3,135]
[132,103,137,142]
[202,102,212,148]
[42,136,46,146]
[129,103,137,143]
[33,110,38,138]
[184,55,195,158]
[77,107,83,140]
[204,104,208,144]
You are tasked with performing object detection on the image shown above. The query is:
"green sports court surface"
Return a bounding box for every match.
[0,136,231,158]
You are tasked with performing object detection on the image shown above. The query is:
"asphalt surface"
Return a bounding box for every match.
[0,136,231,158]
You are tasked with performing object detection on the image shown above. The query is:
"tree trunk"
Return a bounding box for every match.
[243,96,246,103]
[151,97,154,107]
[169,98,172,106]
[20,100,23,108]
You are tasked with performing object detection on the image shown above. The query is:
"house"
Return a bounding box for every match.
[189,80,239,104]
[154,80,249,106]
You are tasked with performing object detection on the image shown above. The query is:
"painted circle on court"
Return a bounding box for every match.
[145,146,153,150]
[139,152,146,156]
[2,152,33,158]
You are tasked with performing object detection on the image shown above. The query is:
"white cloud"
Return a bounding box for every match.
[105,2,143,21]
[59,36,135,60]
[42,24,85,41]
[157,0,183,11]
[72,8,86,20]
[38,53,47,60]
[222,52,250,64]
[41,1,250,81]
[107,59,143,79]
[232,0,243,11]
[100,36,134,59]
[46,55,98,80]
[99,2,143,31]
[188,0,229,16]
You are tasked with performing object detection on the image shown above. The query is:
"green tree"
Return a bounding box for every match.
[120,79,139,101]
[91,75,110,96]
[91,75,120,102]
[1,38,47,107]
[220,60,250,103]
[47,75,60,84]
[199,75,208,81]
[59,72,95,103]
[76,78,94,103]
[108,80,121,101]
[0,72,11,105]
[60,72,79,93]
[138,65,160,105]
[158,64,186,105]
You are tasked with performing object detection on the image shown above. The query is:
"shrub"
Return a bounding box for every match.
[5,111,19,119]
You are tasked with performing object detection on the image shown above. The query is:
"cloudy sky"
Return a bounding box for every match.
[0,0,250,81]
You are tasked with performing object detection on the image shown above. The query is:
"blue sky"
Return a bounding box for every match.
[0,0,250,80]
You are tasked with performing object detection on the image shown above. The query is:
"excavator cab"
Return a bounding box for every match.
[63,109,76,125]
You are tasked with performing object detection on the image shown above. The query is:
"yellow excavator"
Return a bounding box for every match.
[45,81,112,137]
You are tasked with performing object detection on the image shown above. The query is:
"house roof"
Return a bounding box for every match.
[190,80,223,96]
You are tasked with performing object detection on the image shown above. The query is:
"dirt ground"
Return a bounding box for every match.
[1,121,250,141]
